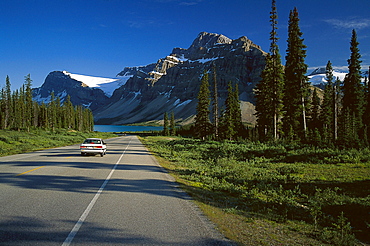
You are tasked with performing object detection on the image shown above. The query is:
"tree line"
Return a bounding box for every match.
[189,0,370,148]
[255,0,370,148]
[0,75,94,132]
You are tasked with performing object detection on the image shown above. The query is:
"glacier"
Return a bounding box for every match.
[62,71,132,97]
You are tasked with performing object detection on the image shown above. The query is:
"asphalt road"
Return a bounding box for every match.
[0,135,233,245]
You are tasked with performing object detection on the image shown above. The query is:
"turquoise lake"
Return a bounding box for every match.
[94,125,163,132]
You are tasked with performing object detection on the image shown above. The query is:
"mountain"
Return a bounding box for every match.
[308,68,347,86]
[33,32,268,125]
[308,67,370,89]
[33,71,132,110]
[95,32,267,125]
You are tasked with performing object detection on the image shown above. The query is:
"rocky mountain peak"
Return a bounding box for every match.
[188,32,232,50]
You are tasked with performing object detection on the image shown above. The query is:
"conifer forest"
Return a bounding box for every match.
[0,74,94,132]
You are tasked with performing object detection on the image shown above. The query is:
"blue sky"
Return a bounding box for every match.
[0,0,369,89]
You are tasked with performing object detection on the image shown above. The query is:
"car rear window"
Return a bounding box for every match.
[83,139,101,144]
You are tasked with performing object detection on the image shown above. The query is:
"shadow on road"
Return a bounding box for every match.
[0,215,232,245]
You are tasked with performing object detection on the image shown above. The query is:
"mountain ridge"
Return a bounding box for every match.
[33,32,268,125]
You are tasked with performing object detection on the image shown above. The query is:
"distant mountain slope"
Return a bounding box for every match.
[33,32,268,125]
[62,71,129,97]
[308,67,347,86]
[95,32,267,125]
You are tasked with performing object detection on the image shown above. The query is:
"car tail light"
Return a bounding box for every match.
[95,146,103,148]
[80,146,87,148]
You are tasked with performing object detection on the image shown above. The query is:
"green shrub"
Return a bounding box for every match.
[141,136,370,245]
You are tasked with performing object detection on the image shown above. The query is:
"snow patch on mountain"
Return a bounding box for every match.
[308,68,347,85]
[62,71,131,97]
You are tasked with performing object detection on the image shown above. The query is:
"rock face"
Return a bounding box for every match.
[95,32,267,124]
[33,32,267,125]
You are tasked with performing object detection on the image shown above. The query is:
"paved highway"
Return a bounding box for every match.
[0,135,233,245]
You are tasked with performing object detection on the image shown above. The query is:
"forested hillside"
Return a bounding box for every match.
[0,75,93,132]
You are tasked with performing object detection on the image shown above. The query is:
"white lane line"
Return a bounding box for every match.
[62,137,132,246]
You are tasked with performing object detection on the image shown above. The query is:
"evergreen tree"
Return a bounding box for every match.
[333,77,341,141]
[0,78,93,132]
[75,105,83,131]
[24,74,33,131]
[39,101,48,128]
[219,82,243,140]
[49,92,57,130]
[64,95,75,129]
[220,82,236,140]
[233,83,244,135]
[170,111,176,136]
[0,88,4,129]
[283,7,310,141]
[255,0,284,141]
[320,61,335,143]
[310,87,321,130]
[163,112,169,136]
[341,29,365,147]
[13,88,24,130]
[195,70,211,140]
[364,67,370,144]
[212,62,219,139]
[3,76,12,129]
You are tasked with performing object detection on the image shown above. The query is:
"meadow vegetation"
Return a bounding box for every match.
[0,129,116,157]
[140,136,370,246]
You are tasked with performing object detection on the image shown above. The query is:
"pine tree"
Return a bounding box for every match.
[219,82,243,140]
[320,61,335,143]
[220,82,236,140]
[334,77,341,141]
[24,74,33,131]
[13,89,24,130]
[212,63,219,139]
[195,70,211,140]
[233,83,244,136]
[255,0,284,141]
[283,7,310,141]
[255,54,274,140]
[170,111,176,136]
[341,29,364,147]
[364,67,370,144]
[3,76,12,129]
[310,88,321,130]
[163,112,169,136]
[63,95,75,129]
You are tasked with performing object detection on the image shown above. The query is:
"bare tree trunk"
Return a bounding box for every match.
[302,94,307,139]
[212,64,219,139]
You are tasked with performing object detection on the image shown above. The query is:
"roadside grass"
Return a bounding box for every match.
[139,136,370,246]
[0,129,117,157]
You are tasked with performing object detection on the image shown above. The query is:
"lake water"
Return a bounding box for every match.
[94,125,163,132]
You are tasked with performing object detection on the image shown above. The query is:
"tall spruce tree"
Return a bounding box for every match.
[283,7,310,141]
[3,76,12,129]
[195,70,211,140]
[255,0,284,141]
[341,29,364,147]
[212,62,219,139]
[163,112,169,136]
[24,74,33,131]
[320,61,335,143]
[220,82,236,140]
[170,111,176,136]
[364,67,370,144]
[219,82,243,140]
[333,77,341,141]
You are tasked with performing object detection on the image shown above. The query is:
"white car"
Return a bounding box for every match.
[80,138,107,157]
